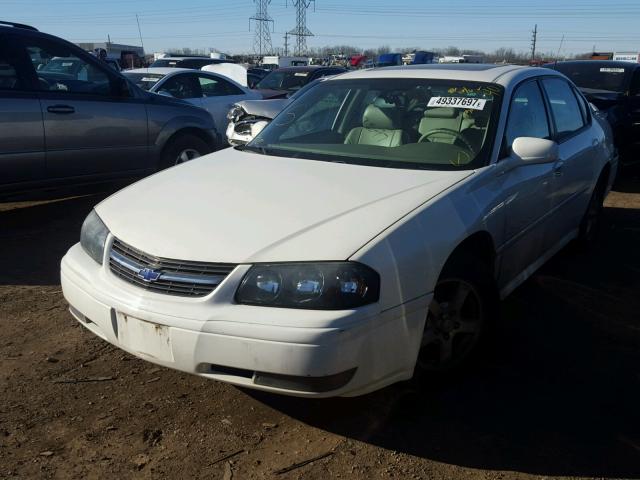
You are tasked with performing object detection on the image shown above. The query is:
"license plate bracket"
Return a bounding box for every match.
[117,313,174,362]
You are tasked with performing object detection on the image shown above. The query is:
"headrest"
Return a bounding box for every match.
[362,105,399,130]
[424,107,458,119]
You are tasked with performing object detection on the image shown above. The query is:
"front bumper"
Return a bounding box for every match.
[61,242,429,397]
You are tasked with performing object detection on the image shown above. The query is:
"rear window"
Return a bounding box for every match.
[550,63,630,92]
[255,70,311,92]
[123,72,165,90]
[150,59,179,68]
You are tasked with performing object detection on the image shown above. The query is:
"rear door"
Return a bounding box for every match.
[629,68,640,147]
[21,35,149,179]
[0,34,45,186]
[540,77,597,245]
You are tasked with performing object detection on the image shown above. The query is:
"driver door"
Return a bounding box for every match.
[494,80,556,291]
[21,36,149,179]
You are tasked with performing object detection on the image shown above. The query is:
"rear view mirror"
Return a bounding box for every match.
[511,137,559,165]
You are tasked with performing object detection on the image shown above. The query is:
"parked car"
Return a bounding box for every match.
[123,67,261,135]
[0,21,220,196]
[254,65,347,98]
[226,78,327,146]
[376,53,403,67]
[545,60,640,161]
[62,64,617,398]
[247,67,270,88]
[150,56,233,69]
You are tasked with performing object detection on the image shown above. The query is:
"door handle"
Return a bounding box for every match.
[47,105,75,114]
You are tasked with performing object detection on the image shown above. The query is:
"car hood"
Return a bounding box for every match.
[96,149,472,263]
[236,98,289,119]
[254,88,289,99]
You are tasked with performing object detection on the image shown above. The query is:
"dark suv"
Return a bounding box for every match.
[0,21,221,196]
[546,60,640,161]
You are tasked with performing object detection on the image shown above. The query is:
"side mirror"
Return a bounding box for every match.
[511,137,559,165]
[157,90,174,98]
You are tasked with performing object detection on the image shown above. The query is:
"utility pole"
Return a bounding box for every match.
[530,24,537,62]
[135,14,145,53]
[287,0,315,56]
[250,0,274,58]
[284,32,289,56]
[555,34,565,62]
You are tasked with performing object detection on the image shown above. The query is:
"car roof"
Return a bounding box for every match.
[274,66,345,72]
[547,60,639,70]
[155,56,213,61]
[326,64,563,86]
[125,67,192,75]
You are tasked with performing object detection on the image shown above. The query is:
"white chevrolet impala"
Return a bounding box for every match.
[61,65,617,397]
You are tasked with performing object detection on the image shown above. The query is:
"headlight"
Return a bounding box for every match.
[80,210,109,265]
[236,262,379,309]
[227,105,245,122]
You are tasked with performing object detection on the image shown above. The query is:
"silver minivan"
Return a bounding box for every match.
[0,21,221,196]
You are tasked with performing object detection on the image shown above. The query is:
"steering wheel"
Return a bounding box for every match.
[418,128,476,155]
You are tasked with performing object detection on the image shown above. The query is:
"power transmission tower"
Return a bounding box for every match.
[287,0,315,56]
[530,24,537,62]
[250,0,274,57]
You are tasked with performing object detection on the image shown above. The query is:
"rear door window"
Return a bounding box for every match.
[197,74,244,96]
[158,73,202,99]
[541,78,586,140]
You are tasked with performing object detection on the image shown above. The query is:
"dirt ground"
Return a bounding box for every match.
[1,170,639,480]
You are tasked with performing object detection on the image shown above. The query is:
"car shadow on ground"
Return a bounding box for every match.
[248,205,640,478]
[0,190,112,286]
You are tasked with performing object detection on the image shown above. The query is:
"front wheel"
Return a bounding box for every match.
[416,257,497,373]
[160,134,211,170]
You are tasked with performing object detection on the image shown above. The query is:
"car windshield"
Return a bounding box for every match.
[245,78,503,171]
[123,72,166,90]
[255,70,311,92]
[551,63,631,92]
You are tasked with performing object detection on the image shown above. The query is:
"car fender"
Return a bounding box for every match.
[152,114,219,156]
[351,171,496,311]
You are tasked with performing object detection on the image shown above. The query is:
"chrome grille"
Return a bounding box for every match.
[109,238,235,297]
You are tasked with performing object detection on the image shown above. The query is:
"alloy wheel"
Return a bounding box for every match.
[175,148,201,165]
[418,278,484,371]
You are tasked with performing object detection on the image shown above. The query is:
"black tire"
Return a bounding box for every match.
[415,254,498,374]
[576,177,606,248]
[159,134,211,170]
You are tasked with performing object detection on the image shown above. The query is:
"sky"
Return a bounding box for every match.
[3,0,640,57]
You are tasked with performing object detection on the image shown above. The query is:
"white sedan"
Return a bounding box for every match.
[61,64,617,397]
[123,67,261,135]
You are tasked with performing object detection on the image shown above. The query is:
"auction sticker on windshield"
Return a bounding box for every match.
[428,96,486,110]
[600,68,625,73]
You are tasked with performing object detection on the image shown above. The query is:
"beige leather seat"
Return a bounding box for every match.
[418,107,475,143]
[344,105,407,147]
